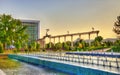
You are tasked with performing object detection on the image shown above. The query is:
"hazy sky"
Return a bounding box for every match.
[0,0,120,40]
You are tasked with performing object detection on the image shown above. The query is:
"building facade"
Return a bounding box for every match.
[21,20,40,42]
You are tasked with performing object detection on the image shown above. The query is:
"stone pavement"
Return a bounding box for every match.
[0,69,6,75]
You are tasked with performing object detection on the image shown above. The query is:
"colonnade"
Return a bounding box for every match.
[44,30,99,47]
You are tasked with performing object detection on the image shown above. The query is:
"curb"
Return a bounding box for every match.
[0,69,6,75]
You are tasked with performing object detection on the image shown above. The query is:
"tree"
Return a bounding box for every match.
[31,41,37,51]
[49,42,54,49]
[104,41,113,47]
[0,14,28,50]
[0,42,3,53]
[55,42,62,55]
[55,42,62,50]
[14,41,21,51]
[92,40,101,47]
[113,15,120,37]
[94,36,103,42]
[79,43,83,48]
[74,39,88,51]
[36,43,40,51]
[24,43,29,52]
[45,42,51,49]
[62,42,69,50]
[91,36,104,47]
[112,40,120,52]
[114,40,120,46]
[45,42,54,49]
[66,41,71,46]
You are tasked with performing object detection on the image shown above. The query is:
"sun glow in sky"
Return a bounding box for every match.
[0,0,120,40]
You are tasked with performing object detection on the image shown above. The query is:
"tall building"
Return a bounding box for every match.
[21,20,40,42]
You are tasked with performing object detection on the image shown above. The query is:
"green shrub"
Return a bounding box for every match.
[13,50,17,54]
[88,46,107,51]
[42,49,46,52]
[28,45,32,52]
[63,43,69,50]
[24,48,29,52]
[36,43,40,51]
[111,46,120,52]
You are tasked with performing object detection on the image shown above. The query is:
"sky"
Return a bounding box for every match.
[0,0,120,40]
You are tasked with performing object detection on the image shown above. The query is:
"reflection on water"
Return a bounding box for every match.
[2,62,69,75]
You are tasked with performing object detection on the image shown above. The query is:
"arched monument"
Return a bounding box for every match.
[37,29,99,48]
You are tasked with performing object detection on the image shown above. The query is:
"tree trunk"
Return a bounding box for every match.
[3,43,6,50]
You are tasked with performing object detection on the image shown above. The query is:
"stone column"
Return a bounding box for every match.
[49,37,51,43]
[43,39,45,48]
[58,37,60,42]
[79,34,81,39]
[96,32,99,37]
[49,37,51,48]
[64,36,66,42]
[71,35,73,47]
[53,37,55,44]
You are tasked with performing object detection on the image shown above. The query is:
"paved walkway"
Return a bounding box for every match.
[93,48,111,52]
[0,69,6,75]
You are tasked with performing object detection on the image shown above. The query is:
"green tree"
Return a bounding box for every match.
[31,41,37,51]
[62,42,69,50]
[55,42,62,55]
[48,42,54,49]
[28,44,32,52]
[74,39,88,51]
[95,36,103,42]
[45,42,54,49]
[94,36,103,47]
[0,14,28,50]
[114,40,120,46]
[45,43,50,49]
[24,43,29,52]
[36,43,40,51]
[111,40,120,52]
[55,42,62,50]
[66,41,71,46]
[104,41,113,47]
[0,42,3,53]
[14,41,21,52]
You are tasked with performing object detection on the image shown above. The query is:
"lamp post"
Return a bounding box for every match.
[67,31,69,34]
[92,27,94,31]
[46,29,50,36]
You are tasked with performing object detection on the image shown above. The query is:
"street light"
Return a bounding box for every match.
[92,27,94,31]
[67,31,69,34]
[46,29,50,36]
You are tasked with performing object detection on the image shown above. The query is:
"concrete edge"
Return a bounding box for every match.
[0,69,6,75]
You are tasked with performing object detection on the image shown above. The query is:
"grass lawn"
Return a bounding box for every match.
[0,58,20,69]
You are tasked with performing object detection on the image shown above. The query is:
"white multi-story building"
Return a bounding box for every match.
[21,20,40,42]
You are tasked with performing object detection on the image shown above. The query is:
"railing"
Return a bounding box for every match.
[21,52,120,69]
